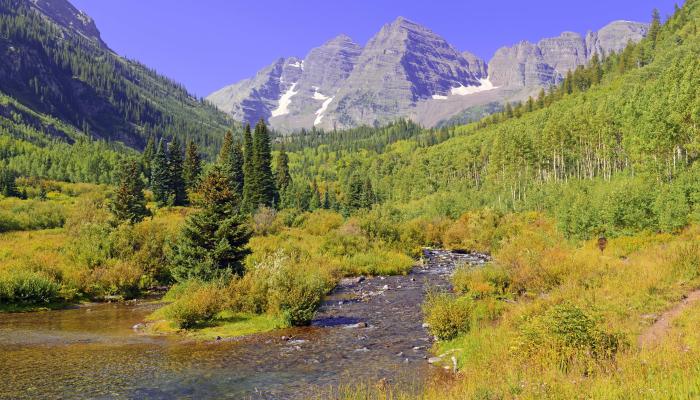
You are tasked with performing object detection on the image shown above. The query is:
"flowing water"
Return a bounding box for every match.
[0,250,487,399]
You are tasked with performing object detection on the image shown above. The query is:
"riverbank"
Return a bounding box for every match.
[0,249,484,399]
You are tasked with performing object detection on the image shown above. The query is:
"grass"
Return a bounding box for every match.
[146,310,285,340]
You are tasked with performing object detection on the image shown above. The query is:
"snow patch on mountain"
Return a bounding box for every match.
[271,82,299,117]
[432,94,448,100]
[450,77,497,96]
[313,88,330,101]
[314,96,334,125]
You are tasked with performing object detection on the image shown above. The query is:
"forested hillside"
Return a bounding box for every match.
[0,0,232,159]
[279,2,700,239]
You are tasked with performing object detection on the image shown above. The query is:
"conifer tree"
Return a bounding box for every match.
[242,123,255,211]
[170,165,251,281]
[649,9,661,46]
[151,139,171,206]
[0,167,20,198]
[309,179,321,210]
[275,145,292,200]
[183,141,202,191]
[219,131,244,195]
[142,134,156,185]
[110,158,149,223]
[168,137,187,206]
[251,119,276,208]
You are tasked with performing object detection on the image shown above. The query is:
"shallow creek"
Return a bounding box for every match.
[0,250,487,399]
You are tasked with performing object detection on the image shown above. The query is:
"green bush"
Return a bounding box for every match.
[452,264,511,300]
[0,270,61,305]
[269,266,327,326]
[162,282,226,329]
[423,292,473,340]
[516,303,627,371]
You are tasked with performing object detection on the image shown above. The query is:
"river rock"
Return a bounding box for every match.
[428,357,442,364]
[382,285,389,290]
[340,276,365,286]
[344,322,368,329]
[132,323,145,330]
[354,347,370,352]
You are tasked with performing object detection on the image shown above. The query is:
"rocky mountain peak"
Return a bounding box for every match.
[208,17,648,133]
[27,0,107,48]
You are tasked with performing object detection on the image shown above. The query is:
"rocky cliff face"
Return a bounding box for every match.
[489,21,649,88]
[28,0,106,48]
[207,18,649,132]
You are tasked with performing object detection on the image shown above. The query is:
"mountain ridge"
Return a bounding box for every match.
[207,16,648,132]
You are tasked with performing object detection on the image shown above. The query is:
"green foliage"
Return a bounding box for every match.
[516,303,628,371]
[423,292,473,340]
[167,137,187,206]
[183,141,202,191]
[151,139,171,206]
[0,270,60,305]
[110,158,149,224]
[169,166,251,281]
[161,281,226,329]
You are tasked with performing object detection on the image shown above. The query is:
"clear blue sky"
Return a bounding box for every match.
[70,0,677,97]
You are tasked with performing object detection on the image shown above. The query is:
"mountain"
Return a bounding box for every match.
[208,17,648,132]
[0,0,232,155]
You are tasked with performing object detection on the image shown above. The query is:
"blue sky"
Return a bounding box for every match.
[70,0,677,97]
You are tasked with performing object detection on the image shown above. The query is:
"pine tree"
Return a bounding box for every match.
[275,145,292,196]
[183,141,202,191]
[219,131,244,195]
[170,165,251,281]
[536,89,546,109]
[360,178,375,209]
[251,119,276,208]
[0,167,20,198]
[168,137,187,206]
[151,139,171,206]
[110,158,150,223]
[218,131,234,165]
[142,134,156,185]
[309,179,321,210]
[242,123,255,211]
[649,9,662,46]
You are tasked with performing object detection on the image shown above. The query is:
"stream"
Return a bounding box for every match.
[0,250,488,399]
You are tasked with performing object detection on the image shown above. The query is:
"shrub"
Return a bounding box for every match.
[515,303,627,372]
[162,282,226,329]
[452,264,511,300]
[252,206,278,235]
[0,270,61,305]
[344,249,413,276]
[423,292,473,340]
[302,209,344,235]
[269,268,327,326]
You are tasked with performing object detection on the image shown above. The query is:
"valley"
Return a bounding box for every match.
[1,0,699,399]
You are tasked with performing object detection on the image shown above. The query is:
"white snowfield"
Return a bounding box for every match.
[314,96,334,125]
[432,94,448,100]
[271,82,298,117]
[450,77,497,96]
[313,89,329,101]
[288,61,303,69]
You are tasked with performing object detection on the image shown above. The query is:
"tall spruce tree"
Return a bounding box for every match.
[142,134,156,185]
[251,119,276,208]
[151,139,171,206]
[168,137,187,206]
[170,165,251,281]
[183,141,202,191]
[274,145,292,203]
[242,123,255,211]
[219,131,244,196]
[0,167,20,198]
[110,158,150,223]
